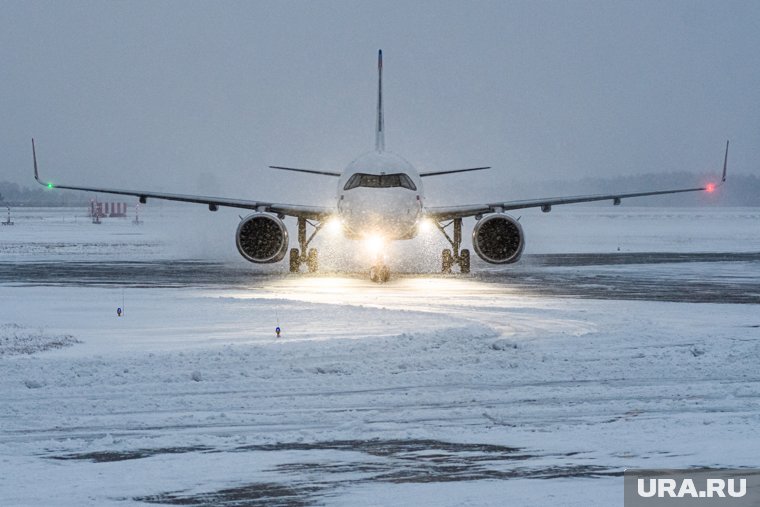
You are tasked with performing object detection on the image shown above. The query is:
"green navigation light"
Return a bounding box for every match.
[47,183,54,189]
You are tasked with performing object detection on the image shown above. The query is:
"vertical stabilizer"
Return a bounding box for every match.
[375,50,385,152]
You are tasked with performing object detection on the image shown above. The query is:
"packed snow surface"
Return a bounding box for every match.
[1,206,759,506]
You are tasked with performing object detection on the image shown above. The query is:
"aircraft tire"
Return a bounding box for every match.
[307,248,319,273]
[289,248,300,273]
[380,264,390,282]
[442,249,453,273]
[460,249,471,274]
[370,264,390,283]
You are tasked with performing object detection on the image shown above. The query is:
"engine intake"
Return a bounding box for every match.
[472,214,525,264]
[236,213,289,263]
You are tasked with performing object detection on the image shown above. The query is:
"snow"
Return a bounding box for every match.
[0,323,80,357]
[1,206,759,506]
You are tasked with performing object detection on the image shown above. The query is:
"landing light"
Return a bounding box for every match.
[364,234,385,256]
[418,218,434,233]
[325,217,343,234]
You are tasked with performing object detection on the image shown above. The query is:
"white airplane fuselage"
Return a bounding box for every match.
[336,151,424,241]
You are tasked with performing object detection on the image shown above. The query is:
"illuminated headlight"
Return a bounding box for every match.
[325,217,343,234]
[363,234,385,255]
[418,218,434,233]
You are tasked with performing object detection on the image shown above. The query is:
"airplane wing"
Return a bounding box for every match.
[32,140,333,220]
[268,166,342,177]
[425,142,729,221]
[419,167,491,177]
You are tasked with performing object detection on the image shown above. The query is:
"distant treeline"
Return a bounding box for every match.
[1,172,759,207]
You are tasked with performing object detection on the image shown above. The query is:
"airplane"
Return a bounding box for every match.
[32,50,728,282]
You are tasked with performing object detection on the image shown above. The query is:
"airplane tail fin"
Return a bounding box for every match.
[375,50,384,152]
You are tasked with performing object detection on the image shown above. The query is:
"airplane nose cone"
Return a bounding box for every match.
[339,190,420,238]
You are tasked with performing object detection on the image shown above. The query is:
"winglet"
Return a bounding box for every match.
[705,140,729,193]
[375,49,384,152]
[722,140,729,183]
[32,138,41,183]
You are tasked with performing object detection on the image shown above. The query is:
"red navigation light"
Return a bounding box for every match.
[705,183,716,193]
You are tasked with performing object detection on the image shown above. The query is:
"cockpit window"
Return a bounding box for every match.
[343,173,417,191]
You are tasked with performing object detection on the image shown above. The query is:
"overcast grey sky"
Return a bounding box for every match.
[1,0,758,206]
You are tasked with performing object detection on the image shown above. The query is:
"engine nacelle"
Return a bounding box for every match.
[235,213,289,263]
[472,213,525,264]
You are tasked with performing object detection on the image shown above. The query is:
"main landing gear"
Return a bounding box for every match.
[289,217,322,273]
[435,217,470,274]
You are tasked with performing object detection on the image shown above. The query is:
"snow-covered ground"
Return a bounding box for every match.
[1,206,759,506]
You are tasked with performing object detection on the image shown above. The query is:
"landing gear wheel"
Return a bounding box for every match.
[370,264,390,283]
[307,248,319,273]
[289,248,300,273]
[460,249,471,274]
[442,249,453,274]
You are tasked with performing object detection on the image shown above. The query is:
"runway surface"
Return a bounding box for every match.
[2,251,759,304]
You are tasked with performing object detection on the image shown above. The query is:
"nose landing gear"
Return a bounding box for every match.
[368,243,391,282]
[369,262,390,283]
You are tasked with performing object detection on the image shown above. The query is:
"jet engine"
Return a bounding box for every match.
[472,214,525,264]
[235,213,289,263]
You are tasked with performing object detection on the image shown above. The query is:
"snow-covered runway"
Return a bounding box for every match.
[1,207,759,506]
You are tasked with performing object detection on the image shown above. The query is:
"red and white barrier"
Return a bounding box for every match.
[89,200,128,218]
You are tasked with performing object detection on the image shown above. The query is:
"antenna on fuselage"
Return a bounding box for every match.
[375,49,385,152]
